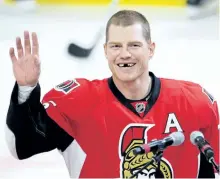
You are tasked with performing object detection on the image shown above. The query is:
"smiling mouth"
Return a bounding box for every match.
[117,63,136,67]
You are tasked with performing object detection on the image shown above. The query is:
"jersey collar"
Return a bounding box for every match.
[107,72,161,118]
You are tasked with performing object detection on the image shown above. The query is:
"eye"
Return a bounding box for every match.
[110,44,120,48]
[130,44,140,47]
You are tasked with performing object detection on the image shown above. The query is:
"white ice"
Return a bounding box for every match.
[0,3,219,179]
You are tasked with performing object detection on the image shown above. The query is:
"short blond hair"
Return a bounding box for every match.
[105,10,151,43]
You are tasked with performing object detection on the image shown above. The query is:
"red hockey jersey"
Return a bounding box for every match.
[42,72,219,178]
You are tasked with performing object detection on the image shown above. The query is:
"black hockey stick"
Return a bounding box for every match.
[67,28,102,58]
[188,0,218,20]
[67,0,119,58]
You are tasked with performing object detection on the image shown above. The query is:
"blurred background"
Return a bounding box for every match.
[0,0,219,178]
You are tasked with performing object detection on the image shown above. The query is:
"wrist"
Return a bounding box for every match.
[18,84,37,104]
[18,85,37,92]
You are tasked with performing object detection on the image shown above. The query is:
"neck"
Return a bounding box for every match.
[113,72,152,100]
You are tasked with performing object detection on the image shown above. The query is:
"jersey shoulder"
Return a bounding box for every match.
[179,80,216,106]
[161,77,216,109]
[43,78,108,102]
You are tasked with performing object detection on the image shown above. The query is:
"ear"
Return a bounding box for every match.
[104,43,108,59]
[149,42,155,59]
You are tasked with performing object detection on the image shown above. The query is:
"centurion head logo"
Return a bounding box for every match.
[118,124,174,179]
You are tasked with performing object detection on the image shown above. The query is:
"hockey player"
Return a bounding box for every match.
[5,10,219,178]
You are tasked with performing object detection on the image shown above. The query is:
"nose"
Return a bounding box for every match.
[119,47,131,59]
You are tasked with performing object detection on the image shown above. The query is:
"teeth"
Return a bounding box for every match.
[118,63,135,67]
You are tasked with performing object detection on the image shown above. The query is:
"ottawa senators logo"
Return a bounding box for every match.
[119,124,174,178]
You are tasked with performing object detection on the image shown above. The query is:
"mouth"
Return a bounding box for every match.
[117,63,136,68]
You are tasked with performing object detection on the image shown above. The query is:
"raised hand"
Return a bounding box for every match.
[9,31,40,87]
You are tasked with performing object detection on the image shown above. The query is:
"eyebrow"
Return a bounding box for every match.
[107,42,120,45]
[108,41,142,44]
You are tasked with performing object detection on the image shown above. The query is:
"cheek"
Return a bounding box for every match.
[135,55,149,70]
[135,49,150,62]
[106,56,116,68]
[141,56,149,66]
[107,51,119,63]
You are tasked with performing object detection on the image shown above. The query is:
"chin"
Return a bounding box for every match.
[116,73,139,82]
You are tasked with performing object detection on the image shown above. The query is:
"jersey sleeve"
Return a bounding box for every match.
[202,101,219,174]
[41,78,96,139]
[5,82,73,160]
[6,78,95,161]
[182,82,219,177]
[197,87,219,176]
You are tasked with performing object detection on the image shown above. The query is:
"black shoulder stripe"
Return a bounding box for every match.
[202,88,215,104]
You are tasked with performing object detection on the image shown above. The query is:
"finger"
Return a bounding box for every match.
[33,55,41,77]
[34,55,40,67]
[32,32,39,55]
[16,37,24,58]
[9,47,17,63]
[24,31,31,55]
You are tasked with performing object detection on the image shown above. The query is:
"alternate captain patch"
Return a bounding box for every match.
[202,88,215,104]
[54,79,80,94]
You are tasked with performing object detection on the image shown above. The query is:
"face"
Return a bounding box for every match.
[104,23,155,82]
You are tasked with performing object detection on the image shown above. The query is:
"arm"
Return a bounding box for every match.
[203,101,219,178]
[7,31,93,177]
[198,89,219,178]
[5,82,73,160]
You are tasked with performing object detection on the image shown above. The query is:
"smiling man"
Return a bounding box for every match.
[105,23,154,100]
[5,10,219,178]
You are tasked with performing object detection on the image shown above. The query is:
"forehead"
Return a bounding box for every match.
[107,24,145,43]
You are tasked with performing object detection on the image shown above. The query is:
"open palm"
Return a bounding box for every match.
[9,31,40,87]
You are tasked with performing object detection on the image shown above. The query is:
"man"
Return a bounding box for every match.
[5,10,219,178]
